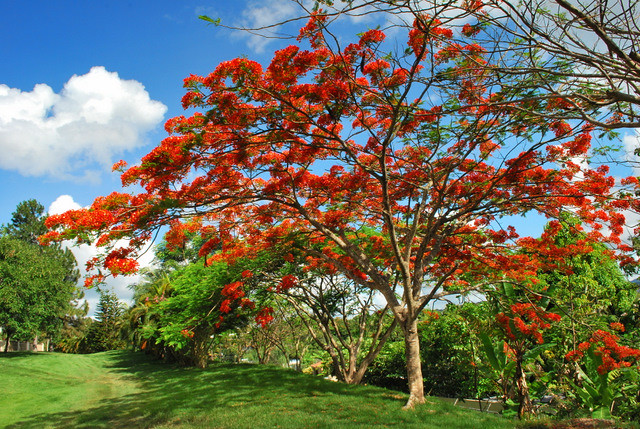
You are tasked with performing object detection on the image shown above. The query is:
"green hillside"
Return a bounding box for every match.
[0,351,514,428]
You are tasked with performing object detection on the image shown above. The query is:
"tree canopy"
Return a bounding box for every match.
[1,200,80,351]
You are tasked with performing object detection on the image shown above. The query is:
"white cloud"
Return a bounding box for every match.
[48,194,82,215]
[48,194,156,317]
[234,0,301,53]
[0,67,167,180]
[623,131,640,176]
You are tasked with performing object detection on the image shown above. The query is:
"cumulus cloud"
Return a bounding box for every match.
[0,66,167,180]
[48,195,156,316]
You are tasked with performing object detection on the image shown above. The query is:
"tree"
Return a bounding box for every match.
[488,282,562,419]
[472,0,640,129]
[129,261,256,367]
[53,289,92,353]
[43,13,634,407]
[565,325,640,419]
[275,270,397,384]
[3,200,50,244]
[81,289,126,353]
[538,217,637,352]
[478,217,638,418]
[0,200,80,352]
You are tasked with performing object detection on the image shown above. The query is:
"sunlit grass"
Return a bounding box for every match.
[1,351,515,428]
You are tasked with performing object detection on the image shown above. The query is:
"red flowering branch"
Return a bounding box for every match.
[565,324,640,375]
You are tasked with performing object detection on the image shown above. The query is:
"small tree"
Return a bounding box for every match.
[276,271,397,384]
[565,325,640,419]
[490,285,561,419]
[81,289,125,353]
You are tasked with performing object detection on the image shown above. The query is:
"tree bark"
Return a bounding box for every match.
[402,317,425,409]
[3,332,12,353]
[515,355,533,419]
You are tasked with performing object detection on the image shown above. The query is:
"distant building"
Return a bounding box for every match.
[0,328,47,352]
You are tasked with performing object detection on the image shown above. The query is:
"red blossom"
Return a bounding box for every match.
[277,274,298,292]
[497,303,560,345]
[565,325,640,374]
[221,281,245,300]
[255,307,274,328]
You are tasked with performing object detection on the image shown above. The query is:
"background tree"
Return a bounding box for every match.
[129,260,259,367]
[538,217,637,352]
[44,11,635,407]
[275,270,397,384]
[0,200,80,352]
[476,0,640,129]
[53,290,92,353]
[3,199,49,244]
[239,298,313,369]
[81,289,126,353]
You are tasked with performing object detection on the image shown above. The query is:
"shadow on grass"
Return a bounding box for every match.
[0,351,41,359]
[6,351,388,429]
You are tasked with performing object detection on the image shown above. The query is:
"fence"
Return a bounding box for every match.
[0,339,47,352]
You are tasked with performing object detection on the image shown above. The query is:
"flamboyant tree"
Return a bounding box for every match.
[43,10,636,407]
[235,0,640,129]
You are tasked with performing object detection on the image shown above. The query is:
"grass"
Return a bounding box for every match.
[1,350,516,428]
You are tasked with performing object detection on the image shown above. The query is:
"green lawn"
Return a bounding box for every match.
[1,351,515,428]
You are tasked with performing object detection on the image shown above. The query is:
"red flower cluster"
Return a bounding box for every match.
[565,326,640,374]
[180,329,194,338]
[255,307,274,328]
[222,281,245,300]
[104,247,139,275]
[496,303,561,344]
[219,281,249,314]
[276,274,298,292]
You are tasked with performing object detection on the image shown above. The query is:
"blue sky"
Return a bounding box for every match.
[0,0,282,219]
[0,0,308,312]
[1,1,638,314]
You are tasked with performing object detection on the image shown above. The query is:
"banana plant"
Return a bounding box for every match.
[568,346,639,419]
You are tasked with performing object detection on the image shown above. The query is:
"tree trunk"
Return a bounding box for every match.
[402,317,425,409]
[3,332,11,353]
[192,339,209,369]
[515,356,533,419]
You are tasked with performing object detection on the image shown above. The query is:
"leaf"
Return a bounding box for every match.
[479,332,503,372]
[523,342,554,361]
[199,15,221,26]
[537,283,557,309]
[501,281,516,301]
[591,406,611,419]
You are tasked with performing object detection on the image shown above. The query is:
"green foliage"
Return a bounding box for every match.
[568,346,640,419]
[0,201,81,349]
[53,313,93,353]
[419,305,492,398]
[358,323,407,391]
[2,199,49,245]
[478,331,515,398]
[80,289,126,353]
[198,15,221,26]
[128,260,251,367]
[365,303,494,398]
